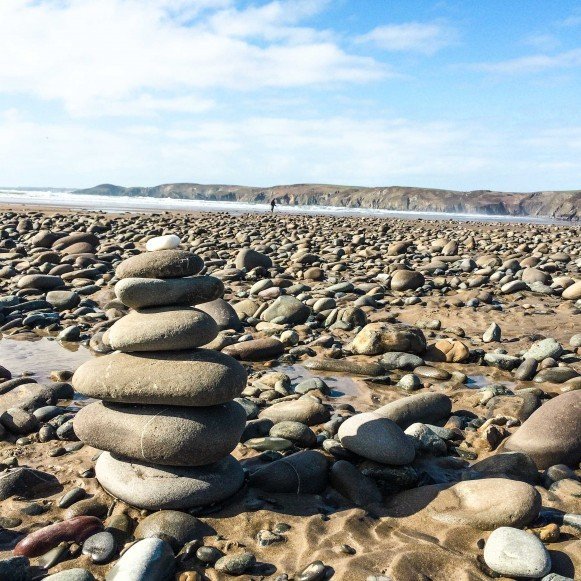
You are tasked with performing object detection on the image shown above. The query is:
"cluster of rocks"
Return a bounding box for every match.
[72,235,249,510]
[0,209,580,580]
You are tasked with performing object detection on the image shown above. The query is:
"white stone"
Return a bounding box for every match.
[145,234,181,252]
[105,537,174,580]
[484,527,551,578]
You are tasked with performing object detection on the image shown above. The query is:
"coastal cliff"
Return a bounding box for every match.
[74,183,580,220]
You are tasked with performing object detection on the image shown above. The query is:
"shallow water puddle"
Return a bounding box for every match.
[0,336,92,383]
[466,373,516,390]
[275,363,368,404]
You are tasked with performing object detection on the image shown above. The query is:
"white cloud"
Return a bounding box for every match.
[0,0,384,115]
[471,48,581,74]
[2,108,579,191]
[356,21,456,55]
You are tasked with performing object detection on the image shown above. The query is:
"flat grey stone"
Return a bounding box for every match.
[107,307,218,352]
[96,453,244,510]
[75,401,246,466]
[115,276,223,309]
[116,250,203,280]
[72,348,247,406]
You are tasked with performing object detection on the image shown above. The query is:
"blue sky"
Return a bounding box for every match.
[0,0,579,190]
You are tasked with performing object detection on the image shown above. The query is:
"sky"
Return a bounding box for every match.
[0,0,580,191]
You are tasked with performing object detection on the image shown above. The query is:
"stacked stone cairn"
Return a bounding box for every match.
[72,235,248,510]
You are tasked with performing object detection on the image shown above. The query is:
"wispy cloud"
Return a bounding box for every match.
[557,8,581,28]
[470,48,581,74]
[356,21,457,55]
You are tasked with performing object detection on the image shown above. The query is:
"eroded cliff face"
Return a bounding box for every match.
[76,184,580,220]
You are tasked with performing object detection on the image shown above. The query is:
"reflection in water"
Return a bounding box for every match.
[275,364,365,402]
[0,337,93,383]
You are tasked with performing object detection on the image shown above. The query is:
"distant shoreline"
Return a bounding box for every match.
[0,189,575,226]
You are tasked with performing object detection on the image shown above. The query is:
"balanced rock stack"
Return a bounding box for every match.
[72,235,248,510]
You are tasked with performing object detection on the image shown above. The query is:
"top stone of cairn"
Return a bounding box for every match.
[146,234,181,251]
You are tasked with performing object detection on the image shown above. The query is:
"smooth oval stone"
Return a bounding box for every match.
[75,401,246,466]
[96,453,244,510]
[374,393,452,429]
[338,412,415,465]
[13,516,103,557]
[116,250,203,280]
[385,478,541,530]
[134,511,202,551]
[58,486,86,508]
[484,527,551,578]
[115,277,224,309]
[106,537,175,581]
[215,552,256,576]
[72,349,247,406]
[524,338,563,361]
[222,338,284,361]
[269,421,317,447]
[17,274,64,290]
[413,365,451,380]
[145,235,181,251]
[196,298,241,331]
[82,531,117,563]
[503,391,581,469]
[533,367,579,384]
[261,295,310,325]
[235,248,272,270]
[107,307,218,352]
[259,398,330,426]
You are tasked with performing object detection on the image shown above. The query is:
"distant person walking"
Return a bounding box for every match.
[270,199,276,213]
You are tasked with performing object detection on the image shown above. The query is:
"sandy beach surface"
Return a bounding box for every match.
[0,206,579,581]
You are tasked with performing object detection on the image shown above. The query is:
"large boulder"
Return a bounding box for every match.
[385,478,541,530]
[351,322,426,356]
[503,391,581,469]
